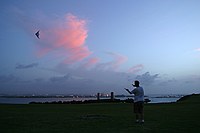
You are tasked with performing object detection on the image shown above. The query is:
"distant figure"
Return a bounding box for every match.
[35,30,40,39]
[125,80,144,124]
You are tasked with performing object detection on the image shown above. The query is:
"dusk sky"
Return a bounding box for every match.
[0,0,200,95]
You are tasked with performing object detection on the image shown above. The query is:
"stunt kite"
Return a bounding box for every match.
[35,30,40,39]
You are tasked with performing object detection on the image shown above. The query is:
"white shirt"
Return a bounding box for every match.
[131,86,144,102]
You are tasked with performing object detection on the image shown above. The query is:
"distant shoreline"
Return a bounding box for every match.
[0,94,184,98]
[0,94,186,104]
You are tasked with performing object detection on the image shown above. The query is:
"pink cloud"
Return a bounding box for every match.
[96,52,128,71]
[107,52,127,69]
[63,46,92,64]
[34,13,91,63]
[83,57,100,68]
[54,14,88,49]
[128,64,144,73]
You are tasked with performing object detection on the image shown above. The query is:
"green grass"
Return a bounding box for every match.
[0,94,200,133]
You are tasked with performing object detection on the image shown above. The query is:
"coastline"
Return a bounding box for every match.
[0,94,184,104]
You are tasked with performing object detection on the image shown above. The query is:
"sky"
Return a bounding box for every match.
[0,0,200,95]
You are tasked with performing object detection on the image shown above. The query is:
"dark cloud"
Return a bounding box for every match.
[0,74,17,83]
[35,78,45,83]
[135,72,159,85]
[16,63,38,69]
[0,70,199,95]
[0,74,32,84]
[49,74,70,82]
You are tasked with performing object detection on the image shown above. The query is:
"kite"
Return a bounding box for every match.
[35,30,40,39]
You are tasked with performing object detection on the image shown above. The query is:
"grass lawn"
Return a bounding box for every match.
[0,94,200,133]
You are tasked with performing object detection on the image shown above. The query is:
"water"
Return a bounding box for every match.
[0,97,96,104]
[148,97,179,103]
[0,96,181,104]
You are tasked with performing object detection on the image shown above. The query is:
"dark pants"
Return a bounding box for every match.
[134,101,144,114]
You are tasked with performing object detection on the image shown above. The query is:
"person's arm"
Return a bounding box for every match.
[124,88,132,94]
[131,88,137,95]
